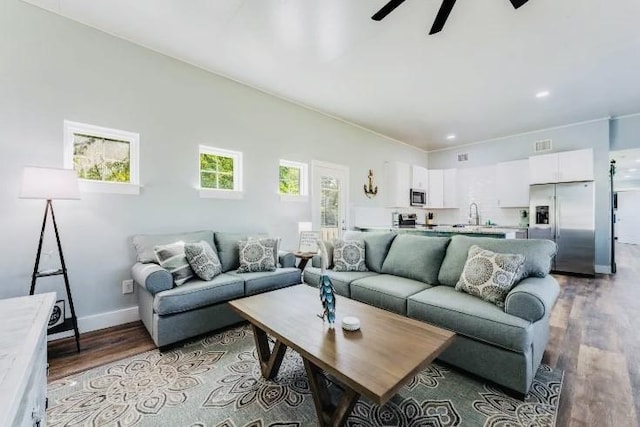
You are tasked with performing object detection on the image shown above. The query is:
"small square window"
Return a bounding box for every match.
[279,160,308,199]
[63,121,140,195]
[199,146,243,198]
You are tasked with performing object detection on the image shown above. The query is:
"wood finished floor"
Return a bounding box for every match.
[48,243,640,426]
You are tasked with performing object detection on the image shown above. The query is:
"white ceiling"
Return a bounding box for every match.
[23,0,640,151]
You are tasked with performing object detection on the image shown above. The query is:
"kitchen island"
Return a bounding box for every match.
[354,225,519,239]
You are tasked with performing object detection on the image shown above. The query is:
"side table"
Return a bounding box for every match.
[293,251,315,271]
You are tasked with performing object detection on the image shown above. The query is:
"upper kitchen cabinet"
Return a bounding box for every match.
[558,149,594,182]
[443,168,458,208]
[497,159,530,207]
[427,169,445,208]
[411,165,428,190]
[426,168,457,208]
[385,161,411,208]
[529,148,594,184]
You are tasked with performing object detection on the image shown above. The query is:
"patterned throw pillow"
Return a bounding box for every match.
[154,241,194,286]
[184,241,222,281]
[333,239,368,272]
[455,245,525,307]
[237,238,276,273]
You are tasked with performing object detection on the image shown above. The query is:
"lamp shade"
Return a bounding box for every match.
[20,166,81,200]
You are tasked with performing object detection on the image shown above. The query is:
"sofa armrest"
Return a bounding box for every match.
[278,251,296,268]
[505,275,560,322]
[131,262,173,295]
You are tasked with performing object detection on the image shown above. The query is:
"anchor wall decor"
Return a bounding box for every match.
[363,169,378,199]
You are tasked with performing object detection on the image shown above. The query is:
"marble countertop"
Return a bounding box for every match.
[354,225,520,236]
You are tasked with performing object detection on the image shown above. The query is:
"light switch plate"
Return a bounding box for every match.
[122,279,134,294]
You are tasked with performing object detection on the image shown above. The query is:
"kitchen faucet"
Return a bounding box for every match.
[469,202,480,226]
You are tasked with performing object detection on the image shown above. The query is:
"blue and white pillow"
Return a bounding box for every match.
[333,239,368,272]
[237,238,276,273]
[185,241,222,281]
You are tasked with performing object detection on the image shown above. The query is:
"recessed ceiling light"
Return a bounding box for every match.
[446,134,456,140]
[535,90,550,98]
[624,175,631,178]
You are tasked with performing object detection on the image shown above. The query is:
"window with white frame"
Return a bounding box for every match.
[279,160,308,198]
[199,146,243,196]
[63,120,140,195]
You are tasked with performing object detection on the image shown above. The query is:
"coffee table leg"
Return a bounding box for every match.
[251,324,287,380]
[303,359,360,427]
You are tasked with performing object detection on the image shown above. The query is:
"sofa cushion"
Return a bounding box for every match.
[185,241,222,281]
[350,274,432,315]
[133,230,215,264]
[153,273,244,315]
[303,267,378,297]
[154,242,194,286]
[333,239,367,272]
[438,235,557,287]
[237,238,276,273]
[455,245,525,307]
[381,235,450,284]
[343,231,397,272]
[407,286,533,353]
[227,267,301,296]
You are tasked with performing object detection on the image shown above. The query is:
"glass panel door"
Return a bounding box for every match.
[312,162,349,240]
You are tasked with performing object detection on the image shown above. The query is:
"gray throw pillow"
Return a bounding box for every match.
[237,238,277,273]
[333,239,368,272]
[184,241,222,281]
[455,245,525,308]
[154,242,194,286]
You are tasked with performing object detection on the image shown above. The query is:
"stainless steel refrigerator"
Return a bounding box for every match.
[529,182,595,275]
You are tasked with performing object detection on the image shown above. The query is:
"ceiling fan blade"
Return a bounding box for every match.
[509,0,529,9]
[371,0,407,21]
[429,0,457,34]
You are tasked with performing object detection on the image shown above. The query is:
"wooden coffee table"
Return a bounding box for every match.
[229,285,455,427]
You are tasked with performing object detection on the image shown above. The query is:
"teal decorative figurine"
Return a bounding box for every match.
[317,240,336,327]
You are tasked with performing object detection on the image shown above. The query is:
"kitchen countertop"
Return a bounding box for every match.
[354,225,523,238]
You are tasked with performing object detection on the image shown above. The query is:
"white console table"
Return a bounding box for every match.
[0,293,55,426]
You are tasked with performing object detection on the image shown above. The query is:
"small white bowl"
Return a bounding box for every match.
[342,316,361,331]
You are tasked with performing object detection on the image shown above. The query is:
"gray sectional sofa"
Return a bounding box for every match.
[131,230,301,347]
[304,231,559,395]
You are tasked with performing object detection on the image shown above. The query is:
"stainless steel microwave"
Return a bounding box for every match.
[410,188,426,206]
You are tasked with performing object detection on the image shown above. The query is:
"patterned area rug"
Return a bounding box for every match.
[47,324,562,426]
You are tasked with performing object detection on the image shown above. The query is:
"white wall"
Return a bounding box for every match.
[0,0,427,325]
[427,119,612,271]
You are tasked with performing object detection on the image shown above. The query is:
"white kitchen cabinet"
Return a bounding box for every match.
[385,161,411,208]
[426,168,457,209]
[529,149,593,184]
[558,149,594,182]
[411,165,428,190]
[427,169,445,208]
[529,152,558,184]
[497,159,530,207]
[443,168,458,208]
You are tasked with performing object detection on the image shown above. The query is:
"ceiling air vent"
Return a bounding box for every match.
[457,153,469,162]
[534,139,552,153]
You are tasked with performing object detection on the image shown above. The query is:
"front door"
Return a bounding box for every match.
[312,161,349,241]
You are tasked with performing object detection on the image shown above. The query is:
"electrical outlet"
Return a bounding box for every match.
[122,279,134,294]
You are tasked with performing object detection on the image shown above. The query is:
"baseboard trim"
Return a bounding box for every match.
[595,265,612,274]
[48,306,140,341]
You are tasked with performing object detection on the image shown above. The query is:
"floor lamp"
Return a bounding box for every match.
[20,166,82,352]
